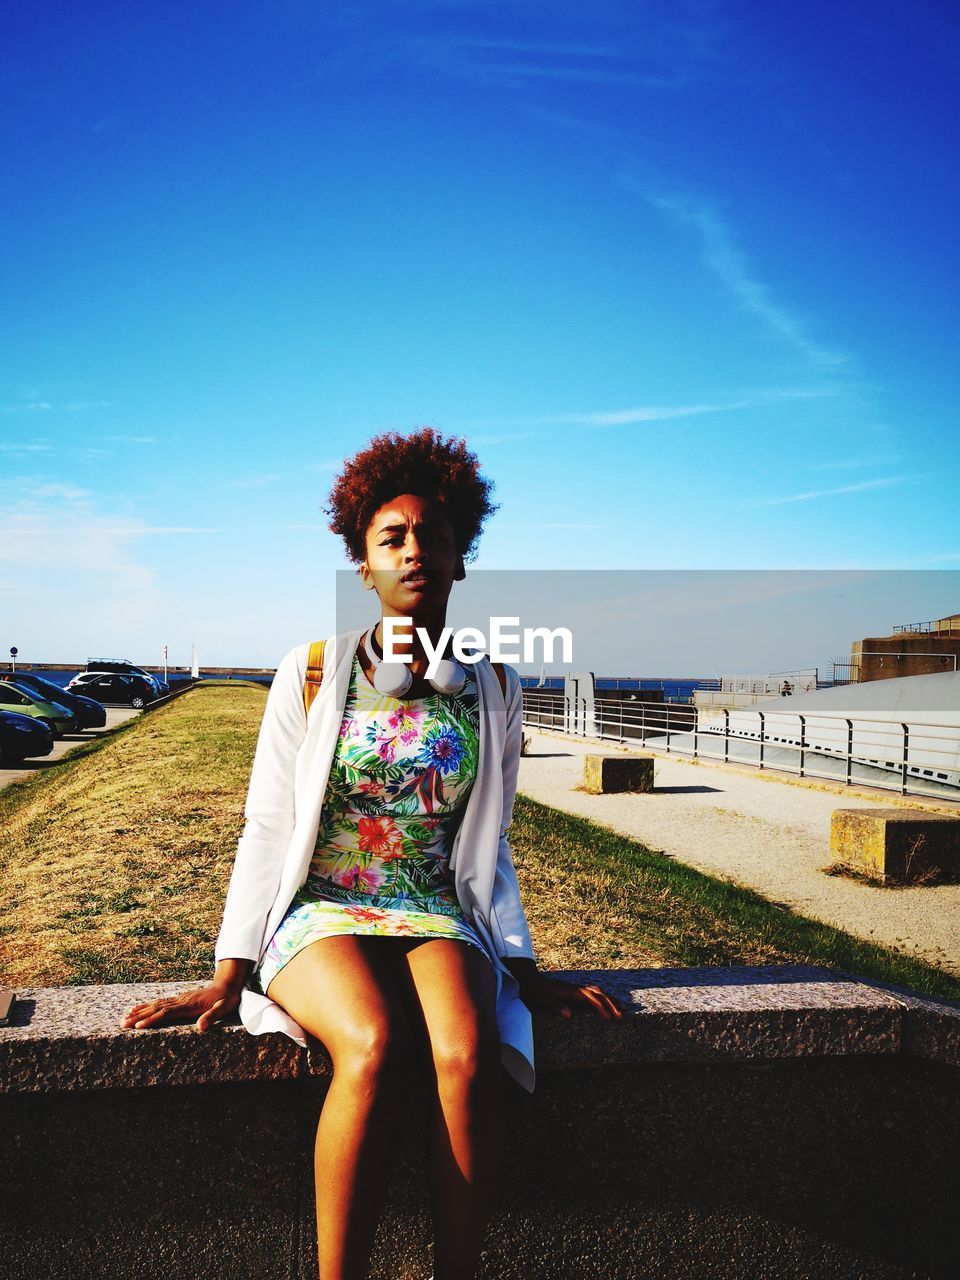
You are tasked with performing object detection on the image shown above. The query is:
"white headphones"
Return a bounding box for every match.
[363,625,467,697]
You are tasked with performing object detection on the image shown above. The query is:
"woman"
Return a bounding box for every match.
[120,427,625,1280]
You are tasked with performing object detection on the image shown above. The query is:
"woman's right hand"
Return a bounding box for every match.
[119,981,241,1033]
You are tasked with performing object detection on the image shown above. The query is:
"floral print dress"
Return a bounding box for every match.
[251,650,488,997]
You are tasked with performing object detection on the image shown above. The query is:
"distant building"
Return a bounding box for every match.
[851,612,960,682]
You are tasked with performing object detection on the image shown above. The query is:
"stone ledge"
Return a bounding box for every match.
[1,964,958,1095]
[828,967,960,1069]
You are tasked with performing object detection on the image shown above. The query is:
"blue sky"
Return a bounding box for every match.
[2,1,958,668]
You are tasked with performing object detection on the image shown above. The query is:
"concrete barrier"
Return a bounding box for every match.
[831,808,960,884]
[583,754,655,794]
[2,965,959,1278]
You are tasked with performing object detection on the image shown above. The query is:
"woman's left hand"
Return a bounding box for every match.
[517,972,627,1021]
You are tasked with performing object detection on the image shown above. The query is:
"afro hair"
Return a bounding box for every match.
[323,426,499,564]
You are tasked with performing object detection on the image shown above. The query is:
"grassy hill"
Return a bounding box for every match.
[0,681,264,986]
[2,681,958,1000]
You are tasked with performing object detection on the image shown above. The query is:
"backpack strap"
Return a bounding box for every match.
[302,639,326,718]
[491,660,507,700]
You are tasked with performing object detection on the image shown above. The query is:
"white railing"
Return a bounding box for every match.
[718,669,819,695]
[520,689,960,800]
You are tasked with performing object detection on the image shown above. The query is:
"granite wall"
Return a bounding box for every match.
[2,964,958,1279]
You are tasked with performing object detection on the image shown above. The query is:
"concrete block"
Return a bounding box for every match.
[583,753,654,794]
[830,808,960,884]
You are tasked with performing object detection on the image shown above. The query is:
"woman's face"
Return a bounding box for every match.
[360,492,464,616]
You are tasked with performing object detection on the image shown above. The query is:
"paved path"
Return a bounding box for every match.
[517,730,960,977]
[0,706,141,791]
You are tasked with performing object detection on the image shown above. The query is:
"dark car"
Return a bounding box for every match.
[0,709,55,766]
[66,671,157,709]
[85,658,162,692]
[0,672,107,730]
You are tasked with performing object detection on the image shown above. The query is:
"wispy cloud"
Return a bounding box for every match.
[18,481,94,501]
[83,524,219,534]
[103,434,158,444]
[0,442,116,461]
[2,398,110,413]
[445,37,622,59]
[537,400,752,426]
[407,9,721,95]
[0,486,171,631]
[758,477,910,506]
[464,386,834,432]
[807,455,901,471]
[0,515,218,543]
[641,187,849,369]
[474,60,683,88]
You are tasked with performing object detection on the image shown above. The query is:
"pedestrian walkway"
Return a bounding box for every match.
[517,730,960,977]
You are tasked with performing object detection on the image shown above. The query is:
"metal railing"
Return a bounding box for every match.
[893,618,960,636]
[831,659,860,685]
[520,689,960,800]
[715,669,819,695]
[521,676,710,702]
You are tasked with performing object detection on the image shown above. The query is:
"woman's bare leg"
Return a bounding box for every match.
[391,939,504,1280]
[266,935,417,1280]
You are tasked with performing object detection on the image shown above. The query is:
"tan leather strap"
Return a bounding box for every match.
[302,639,326,717]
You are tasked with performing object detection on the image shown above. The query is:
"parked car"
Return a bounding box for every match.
[84,658,162,693]
[0,672,107,730]
[0,709,55,766]
[0,681,77,736]
[66,671,157,709]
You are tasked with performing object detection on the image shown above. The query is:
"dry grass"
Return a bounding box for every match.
[510,799,810,972]
[0,681,264,987]
[508,798,960,1001]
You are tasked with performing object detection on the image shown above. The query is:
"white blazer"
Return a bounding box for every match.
[214,628,538,1093]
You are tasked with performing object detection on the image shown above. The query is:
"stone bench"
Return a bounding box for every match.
[830,807,960,884]
[2,965,959,1279]
[583,753,655,794]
